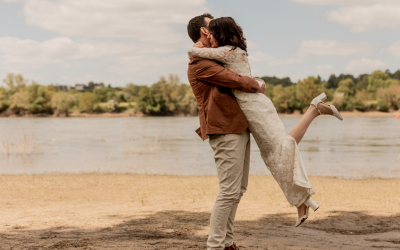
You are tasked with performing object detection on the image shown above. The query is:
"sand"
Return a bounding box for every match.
[0,174,399,250]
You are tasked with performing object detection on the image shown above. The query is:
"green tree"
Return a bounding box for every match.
[136,85,167,114]
[179,85,198,115]
[333,78,356,111]
[272,85,296,113]
[367,70,397,96]
[106,99,119,112]
[158,74,186,112]
[260,76,293,87]
[123,83,141,102]
[328,74,356,89]
[353,89,370,111]
[25,82,53,114]
[0,87,8,112]
[356,75,369,91]
[376,84,400,111]
[337,78,356,96]
[78,92,97,112]
[51,92,74,116]
[93,87,116,102]
[264,83,274,100]
[7,91,31,114]
[296,76,325,111]
[3,73,27,92]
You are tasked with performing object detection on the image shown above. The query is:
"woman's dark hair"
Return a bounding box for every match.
[208,17,247,52]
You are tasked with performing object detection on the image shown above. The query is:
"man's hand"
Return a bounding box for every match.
[193,41,205,48]
[254,78,266,93]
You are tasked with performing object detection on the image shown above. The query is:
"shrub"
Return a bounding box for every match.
[51,92,74,116]
[296,76,326,112]
[7,92,31,114]
[353,89,369,111]
[78,92,97,112]
[107,99,119,112]
[272,85,295,113]
[367,70,398,97]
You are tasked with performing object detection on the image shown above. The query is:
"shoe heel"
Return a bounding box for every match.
[316,92,327,102]
[304,198,319,211]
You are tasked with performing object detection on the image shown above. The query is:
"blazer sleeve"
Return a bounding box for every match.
[190,58,261,93]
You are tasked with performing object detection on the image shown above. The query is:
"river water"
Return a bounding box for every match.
[0,116,399,178]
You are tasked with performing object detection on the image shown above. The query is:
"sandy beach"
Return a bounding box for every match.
[1,174,399,249]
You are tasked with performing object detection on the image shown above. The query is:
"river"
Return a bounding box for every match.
[0,116,399,178]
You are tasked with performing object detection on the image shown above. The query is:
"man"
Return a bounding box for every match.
[187,13,266,250]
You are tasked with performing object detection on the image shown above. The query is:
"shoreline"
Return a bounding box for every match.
[0,109,399,118]
[0,172,398,180]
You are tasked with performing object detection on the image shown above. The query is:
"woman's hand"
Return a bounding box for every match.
[193,41,205,48]
[254,78,266,93]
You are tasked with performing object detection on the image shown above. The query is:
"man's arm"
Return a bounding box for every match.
[190,58,265,93]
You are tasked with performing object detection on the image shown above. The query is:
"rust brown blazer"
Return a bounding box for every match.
[188,57,262,140]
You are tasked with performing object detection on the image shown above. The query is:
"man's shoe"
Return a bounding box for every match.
[224,242,239,250]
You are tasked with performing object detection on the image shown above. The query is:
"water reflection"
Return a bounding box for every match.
[0,116,399,178]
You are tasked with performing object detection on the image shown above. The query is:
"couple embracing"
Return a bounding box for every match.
[186,13,343,250]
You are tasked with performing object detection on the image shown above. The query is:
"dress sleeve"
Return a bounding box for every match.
[188,47,237,64]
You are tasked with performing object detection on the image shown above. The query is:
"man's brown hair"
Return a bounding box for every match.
[187,13,214,43]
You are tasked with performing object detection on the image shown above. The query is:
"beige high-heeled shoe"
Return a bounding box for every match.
[295,197,319,227]
[311,92,343,121]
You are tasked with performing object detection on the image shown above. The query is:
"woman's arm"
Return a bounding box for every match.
[188,43,237,64]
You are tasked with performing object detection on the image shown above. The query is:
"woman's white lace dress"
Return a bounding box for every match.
[189,46,315,207]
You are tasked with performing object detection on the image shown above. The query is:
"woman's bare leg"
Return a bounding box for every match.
[297,204,306,218]
[289,103,333,218]
[289,103,333,145]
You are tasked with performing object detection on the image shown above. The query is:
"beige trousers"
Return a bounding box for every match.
[207,131,250,250]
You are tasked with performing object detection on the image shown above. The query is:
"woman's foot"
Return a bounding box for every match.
[295,197,319,227]
[295,205,309,227]
[316,102,333,115]
[307,102,333,116]
[311,93,343,121]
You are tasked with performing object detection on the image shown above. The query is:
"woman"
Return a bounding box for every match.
[188,17,342,227]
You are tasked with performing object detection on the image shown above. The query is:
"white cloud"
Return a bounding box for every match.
[0,36,167,70]
[299,40,372,57]
[19,0,207,44]
[329,5,400,32]
[0,36,192,84]
[387,41,400,57]
[249,52,302,66]
[0,37,101,68]
[294,0,400,32]
[345,58,386,72]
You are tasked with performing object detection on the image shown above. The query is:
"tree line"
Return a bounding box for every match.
[0,74,197,116]
[0,69,399,117]
[261,69,400,113]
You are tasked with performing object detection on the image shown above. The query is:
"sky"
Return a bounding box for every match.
[0,0,399,87]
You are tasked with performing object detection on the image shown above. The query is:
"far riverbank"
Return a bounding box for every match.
[1,109,400,118]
